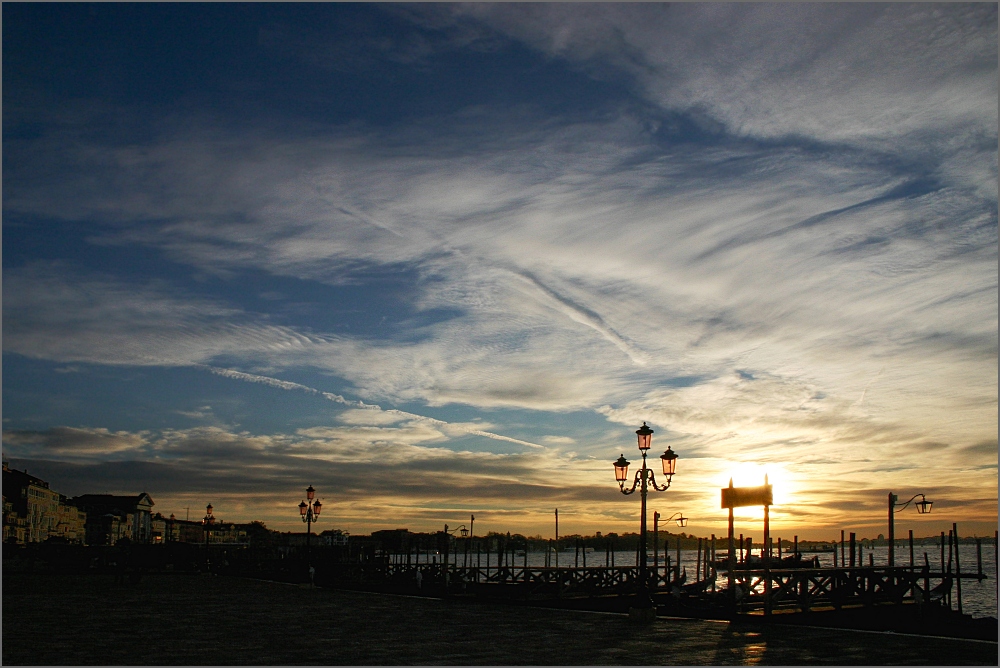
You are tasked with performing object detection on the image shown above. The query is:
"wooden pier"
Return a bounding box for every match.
[322,559,986,619]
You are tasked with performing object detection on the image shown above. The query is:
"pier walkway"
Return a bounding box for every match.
[3,571,997,665]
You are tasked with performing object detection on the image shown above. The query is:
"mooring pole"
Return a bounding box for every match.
[676,533,681,580]
[909,530,914,568]
[653,511,660,586]
[711,534,717,593]
[953,523,963,614]
[888,491,896,567]
[763,474,770,561]
[728,478,735,604]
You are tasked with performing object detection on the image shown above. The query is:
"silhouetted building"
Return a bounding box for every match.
[3,461,85,544]
[69,493,154,545]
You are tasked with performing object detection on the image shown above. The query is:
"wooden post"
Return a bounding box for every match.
[909,530,914,568]
[887,491,895,567]
[708,533,718,593]
[764,535,772,616]
[840,530,845,567]
[923,553,931,604]
[763,475,770,561]
[777,536,782,561]
[728,480,735,604]
[940,531,946,574]
[653,512,659,584]
[711,534,717,593]
[676,534,681,580]
[849,533,856,568]
[794,534,798,559]
[953,523,963,614]
[946,529,953,609]
[696,538,702,582]
[554,509,559,569]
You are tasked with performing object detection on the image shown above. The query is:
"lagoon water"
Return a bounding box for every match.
[410,541,997,619]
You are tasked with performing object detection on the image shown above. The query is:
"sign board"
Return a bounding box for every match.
[721,484,773,509]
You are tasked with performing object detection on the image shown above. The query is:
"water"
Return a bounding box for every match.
[404,541,997,619]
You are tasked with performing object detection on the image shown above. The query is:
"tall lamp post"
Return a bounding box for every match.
[298,485,323,553]
[888,492,932,566]
[614,422,678,621]
[202,504,215,572]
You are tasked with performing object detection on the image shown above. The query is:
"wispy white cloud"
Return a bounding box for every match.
[2,3,994,534]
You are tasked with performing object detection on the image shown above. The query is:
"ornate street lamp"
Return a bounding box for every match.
[202,504,215,571]
[888,492,932,566]
[614,422,678,621]
[299,485,323,552]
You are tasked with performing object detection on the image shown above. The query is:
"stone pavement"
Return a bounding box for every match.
[3,572,996,665]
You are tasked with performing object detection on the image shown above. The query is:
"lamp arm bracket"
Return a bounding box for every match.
[893,494,926,512]
[647,470,671,492]
[619,472,641,495]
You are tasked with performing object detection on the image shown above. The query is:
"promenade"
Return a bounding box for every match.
[3,572,996,665]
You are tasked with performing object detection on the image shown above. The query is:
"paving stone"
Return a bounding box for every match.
[2,572,996,665]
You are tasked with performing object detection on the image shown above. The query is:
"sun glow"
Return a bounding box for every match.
[716,461,800,521]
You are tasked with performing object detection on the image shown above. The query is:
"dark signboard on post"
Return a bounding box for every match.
[721,484,773,509]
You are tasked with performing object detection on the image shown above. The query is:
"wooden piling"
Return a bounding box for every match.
[946,530,953,609]
[711,534,717,593]
[676,534,681,580]
[849,533,856,568]
[909,530,914,568]
[940,532,946,574]
[696,538,702,581]
[953,523,963,614]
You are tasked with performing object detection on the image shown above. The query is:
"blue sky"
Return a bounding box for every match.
[3,3,997,539]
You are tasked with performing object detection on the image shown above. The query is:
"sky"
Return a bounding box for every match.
[3,3,997,541]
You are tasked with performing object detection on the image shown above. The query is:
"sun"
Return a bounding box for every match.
[715,461,800,521]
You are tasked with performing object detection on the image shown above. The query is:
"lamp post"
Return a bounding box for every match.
[298,485,323,554]
[202,504,215,572]
[888,492,932,566]
[652,511,688,585]
[614,422,678,621]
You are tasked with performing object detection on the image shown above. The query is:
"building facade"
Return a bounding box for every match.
[2,461,86,544]
[69,493,155,545]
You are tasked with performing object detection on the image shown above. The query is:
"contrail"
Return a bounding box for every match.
[855,365,885,407]
[510,269,650,366]
[198,365,544,448]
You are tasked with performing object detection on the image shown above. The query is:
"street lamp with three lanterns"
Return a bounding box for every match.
[298,485,323,550]
[613,422,678,621]
[202,503,215,571]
